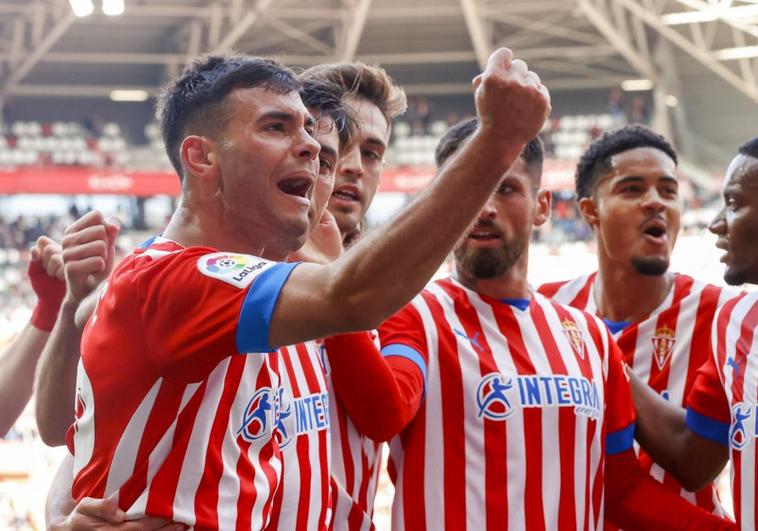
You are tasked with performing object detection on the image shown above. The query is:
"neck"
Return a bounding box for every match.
[161,194,289,261]
[594,253,673,322]
[454,254,531,300]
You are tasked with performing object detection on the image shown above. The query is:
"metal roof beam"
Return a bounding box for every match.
[460,0,491,68]
[211,0,274,52]
[337,0,373,61]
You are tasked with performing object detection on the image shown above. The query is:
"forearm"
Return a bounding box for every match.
[35,298,82,446]
[327,131,524,329]
[605,450,734,530]
[325,333,423,441]
[46,453,77,528]
[0,323,50,435]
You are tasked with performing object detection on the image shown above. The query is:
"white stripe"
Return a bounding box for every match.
[740,319,758,531]
[105,378,163,496]
[668,289,700,405]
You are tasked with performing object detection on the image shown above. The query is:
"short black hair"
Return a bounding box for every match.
[738,137,758,159]
[299,76,354,150]
[157,53,299,179]
[434,117,544,190]
[575,124,678,199]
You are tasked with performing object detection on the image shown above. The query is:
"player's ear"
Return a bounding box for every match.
[578,196,599,228]
[180,135,221,186]
[533,189,551,227]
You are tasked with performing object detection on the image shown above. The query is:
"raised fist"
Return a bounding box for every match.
[473,48,551,147]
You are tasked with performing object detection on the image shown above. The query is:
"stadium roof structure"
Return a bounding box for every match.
[0,0,756,170]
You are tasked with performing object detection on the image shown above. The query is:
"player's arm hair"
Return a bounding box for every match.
[35,298,90,446]
[0,323,51,436]
[268,128,527,347]
[630,372,728,491]
[323,332,424,441]
[605,449,734,530]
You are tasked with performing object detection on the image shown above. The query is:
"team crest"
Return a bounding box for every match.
[476,373,515,420]
[561,319,586,360]
[730,402,752,451]
[651,326,676,370]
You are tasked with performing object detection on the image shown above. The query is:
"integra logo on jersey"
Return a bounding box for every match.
[198,252,272,288]
[729,402,755,451]
[476,372,601,421]
[238,386,290,444]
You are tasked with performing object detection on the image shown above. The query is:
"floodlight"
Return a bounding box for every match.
[69,0,94,17]
[665,95,679,108]
[110,90,149,102]
[621,79,653,91]
[103,0,125,16]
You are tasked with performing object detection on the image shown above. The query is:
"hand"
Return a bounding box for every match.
[28,236,66,331]
[48,497,183,531]
[61,211,120,303]
[288,210,344,265]
[473,47,551,147]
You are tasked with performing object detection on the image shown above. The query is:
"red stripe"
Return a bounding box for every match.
[257,352,282,528]
[426,287,467,531]
[569,273,595,309]
[193,356,247,528]
[142,381,208,518]
[537,280,568,298]
[490,300,545,531]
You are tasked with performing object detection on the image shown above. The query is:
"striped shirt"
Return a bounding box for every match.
[539,272,737,515]
[381,277,635,530]
[67,240,299,529]
[688,291,758,530]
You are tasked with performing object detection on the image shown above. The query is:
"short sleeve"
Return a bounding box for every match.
[137,248,298,374]
[605,337,636,455]
[378,301,429,382]
[686,352,730,447]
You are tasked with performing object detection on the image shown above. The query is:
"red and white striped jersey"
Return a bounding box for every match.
[539,272,738,514]
[688,291,758,530]
[326,332,383,531]
[268,341,332,530]
[67,239,300,529]
[381,277,635,531]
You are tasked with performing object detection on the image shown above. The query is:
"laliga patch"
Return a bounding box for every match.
[197,252,273,289]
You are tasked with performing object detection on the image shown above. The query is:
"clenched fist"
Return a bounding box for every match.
[474,48,551,148]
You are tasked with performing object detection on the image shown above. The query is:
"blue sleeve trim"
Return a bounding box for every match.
[686,408,730,447]
[381,343,427,393]
[606,423,635,455]
[236,262,300,354]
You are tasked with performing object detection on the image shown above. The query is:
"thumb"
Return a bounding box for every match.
[76,497,126,523]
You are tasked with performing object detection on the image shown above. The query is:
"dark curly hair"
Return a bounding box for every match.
[738,137,758,159]
[299,76,355,150]
[434,117,544,191]
[575,124,678,199]
[157,53,299,179]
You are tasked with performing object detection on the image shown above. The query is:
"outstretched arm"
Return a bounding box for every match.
[269,48,551,347]
[0,236,65,436]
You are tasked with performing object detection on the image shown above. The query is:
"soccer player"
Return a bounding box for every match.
[323,118,735,530]
[538,125,737,519]
[0,236,65,435]
[630,137,758,531]
[44,49,551,529]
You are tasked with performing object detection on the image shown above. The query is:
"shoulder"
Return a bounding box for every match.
[537,272,595,303]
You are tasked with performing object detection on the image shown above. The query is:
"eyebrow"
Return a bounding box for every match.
[613,175,678,186]
[258,110,315,128]
[319,144,338,159]
[363,136,387,150]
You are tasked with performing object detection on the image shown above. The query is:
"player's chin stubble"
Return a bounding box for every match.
[630,256,669,276]
[456,238,526,280]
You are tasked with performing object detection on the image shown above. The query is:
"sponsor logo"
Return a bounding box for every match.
[477,373,515,420]
[197,252,271,288]
[727,357,741,377]
[651,326,676,370]
[238,386,289,444]
[730,402,753,451]
[475,372,602,421]
[561,319,586,360]
[453,328,484,352]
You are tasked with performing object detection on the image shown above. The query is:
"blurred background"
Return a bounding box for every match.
[1,0,757,527]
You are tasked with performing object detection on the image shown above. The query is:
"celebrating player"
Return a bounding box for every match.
[43,48,551,529]
[538,125,737,519]
[323,118,735,530]
[631,137,758,530]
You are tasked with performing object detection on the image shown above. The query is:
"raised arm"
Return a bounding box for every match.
[269,48,551,347]
[35,211,119,445]
[630,371,729,491]
[0,236,65,435]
